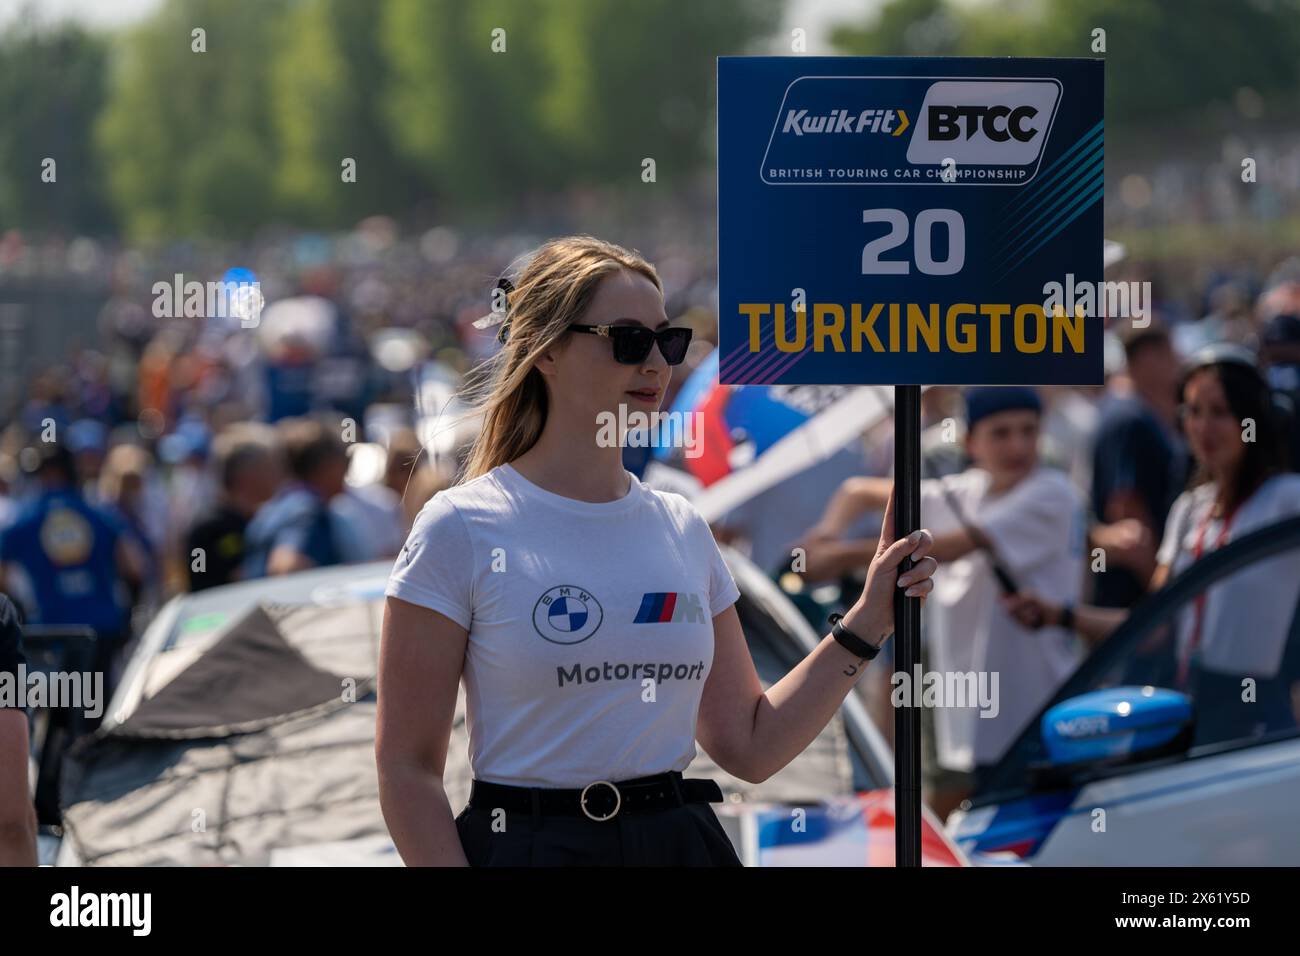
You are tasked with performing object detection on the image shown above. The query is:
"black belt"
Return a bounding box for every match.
[467,770,724,822]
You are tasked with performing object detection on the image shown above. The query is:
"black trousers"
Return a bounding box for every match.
[454,801,743,867]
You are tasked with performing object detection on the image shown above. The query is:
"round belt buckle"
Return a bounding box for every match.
[580,780,621,821]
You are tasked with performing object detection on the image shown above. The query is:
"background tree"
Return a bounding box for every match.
[0,14,112,234]
[96,0,287,239]
[831,0,1300,128]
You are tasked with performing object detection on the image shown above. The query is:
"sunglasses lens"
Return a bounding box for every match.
[658,328,692,365]
[607,326,692,365]
[612,327,655,364]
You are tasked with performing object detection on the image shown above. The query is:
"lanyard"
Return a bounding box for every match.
[937,475,1021,597]
[1176,498,1241,686]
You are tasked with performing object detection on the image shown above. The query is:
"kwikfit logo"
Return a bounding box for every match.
[781,107,909,137]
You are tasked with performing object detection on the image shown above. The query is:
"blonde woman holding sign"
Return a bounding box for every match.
[376,236,937,866]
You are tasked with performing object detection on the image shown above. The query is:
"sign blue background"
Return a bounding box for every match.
[718,57,1104,386]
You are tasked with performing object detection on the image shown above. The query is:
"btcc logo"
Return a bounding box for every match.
[906,79,1060,169]
[928,104,1039,143]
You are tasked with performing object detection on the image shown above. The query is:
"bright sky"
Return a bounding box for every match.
[783,0,884,48]
[0,0,159,29]
[2,0,888,40]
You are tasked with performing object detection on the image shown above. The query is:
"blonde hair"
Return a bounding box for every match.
[98,443,153,502]
[457,236,662,483]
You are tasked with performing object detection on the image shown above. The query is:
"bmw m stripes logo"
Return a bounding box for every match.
[634,591,706,624]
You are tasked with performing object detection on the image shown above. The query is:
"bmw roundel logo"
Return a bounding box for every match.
[532,585,603,645]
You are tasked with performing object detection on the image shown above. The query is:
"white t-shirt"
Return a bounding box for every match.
[921,467,1087,770]
[1156,473,1300,678]
[385,462,741,788]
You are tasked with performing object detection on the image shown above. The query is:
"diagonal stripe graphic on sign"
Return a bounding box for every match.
[998,143,1102,247]
[720,319,776,380]
[734,339,799,384]
[726,311,807,382]
[998,159,1104,262]
[997,181,1105,279]
[743,342,813,384]
[1000,167,1105,268]
[1005,120,1103,213]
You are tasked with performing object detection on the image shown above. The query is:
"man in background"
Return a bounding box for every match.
[1089,326,1189,608]
[0,443,144,711]
[241,418,349,578]
[798,387,1088,819]
[1258,311,1300,472]
[184,425,281,591]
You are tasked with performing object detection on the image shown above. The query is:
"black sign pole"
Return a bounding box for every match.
[893,384,922,867]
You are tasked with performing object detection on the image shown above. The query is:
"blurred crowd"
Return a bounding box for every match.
[786,262,1300,818]
[2,217,1300,791]
[0,210,723,712]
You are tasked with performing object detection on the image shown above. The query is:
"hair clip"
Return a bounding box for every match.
[471,276,515,342]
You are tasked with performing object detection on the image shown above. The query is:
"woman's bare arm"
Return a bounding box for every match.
[1002,593,1126,648]
[0,710,37,866]
[797,476,975,581]
[1001,560,1173,650]
[696,601,900,783]
[376,596,470,866]
[698,487,936,783]
[1074,561,1171,644]
[1068,604,1129,648]
[808,476,893,540]
[792,476,894,581]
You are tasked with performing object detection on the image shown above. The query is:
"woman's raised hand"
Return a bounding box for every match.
[843,484,937,645]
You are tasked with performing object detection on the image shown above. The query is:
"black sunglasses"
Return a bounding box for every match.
[568,322,693,365]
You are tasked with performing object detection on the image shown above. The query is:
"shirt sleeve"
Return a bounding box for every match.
[269,502,316,557]
[979,471,1080,579]
[919,476,961,534]
[695,510,740,616]
[385,494,474,630]
[1156,490,1193,569]
[708,541,741,616]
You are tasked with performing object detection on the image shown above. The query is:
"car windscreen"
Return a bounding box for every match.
[970,514,1300,807]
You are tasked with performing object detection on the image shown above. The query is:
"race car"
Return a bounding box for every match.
[950,514,1300,865]
[41,544,967,866]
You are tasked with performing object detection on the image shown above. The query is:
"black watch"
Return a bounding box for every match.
[828,612,882,661]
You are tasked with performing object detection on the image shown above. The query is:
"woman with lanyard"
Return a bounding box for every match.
[1006,343,1300,742]
[376,236,938,866]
